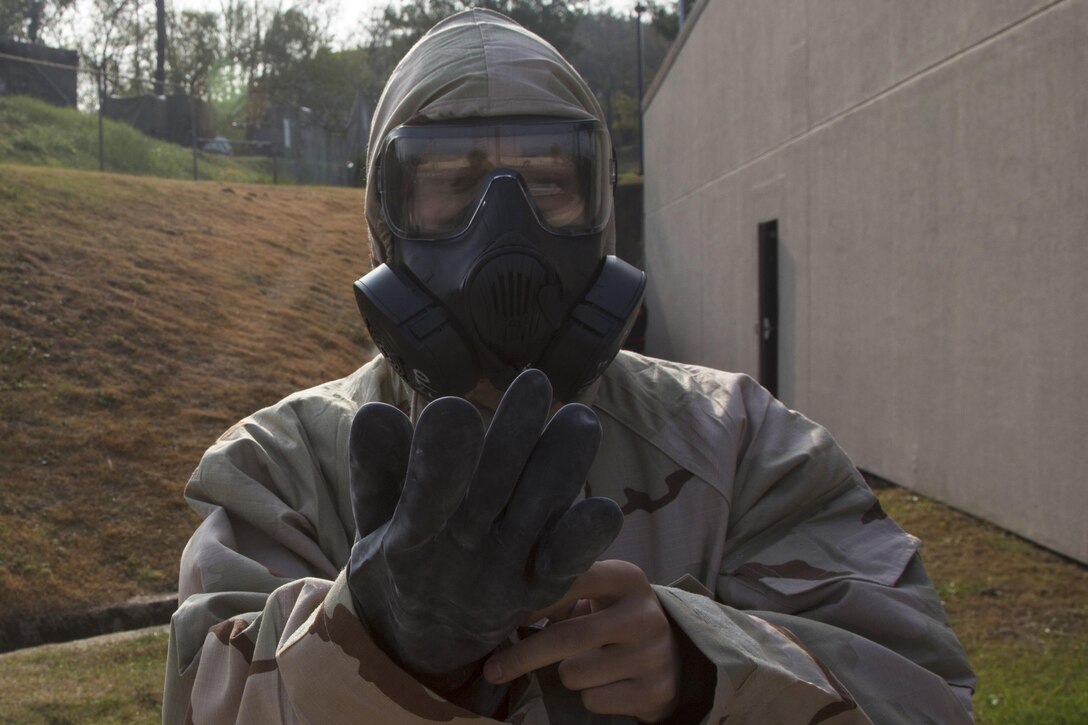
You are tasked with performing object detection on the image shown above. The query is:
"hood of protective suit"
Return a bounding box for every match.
[363,8,616,266]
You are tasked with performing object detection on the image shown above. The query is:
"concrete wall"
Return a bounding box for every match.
[643,0,1088,563]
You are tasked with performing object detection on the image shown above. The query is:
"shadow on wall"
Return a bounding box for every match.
[614,182,648,353]
[613,182,644,269]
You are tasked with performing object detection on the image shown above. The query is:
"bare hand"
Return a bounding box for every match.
[483,560,682,722]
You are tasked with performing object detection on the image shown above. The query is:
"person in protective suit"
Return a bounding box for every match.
[163,9,975,724]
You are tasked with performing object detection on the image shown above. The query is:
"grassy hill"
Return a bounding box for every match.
[0,164,372,621]
[0,95,275,183]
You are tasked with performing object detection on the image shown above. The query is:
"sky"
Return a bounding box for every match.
[171,0,643,48]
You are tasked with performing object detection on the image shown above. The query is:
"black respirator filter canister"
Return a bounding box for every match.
[353,265,481,399]
[536,256,646,401]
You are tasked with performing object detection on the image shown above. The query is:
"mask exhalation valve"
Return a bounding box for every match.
[465,250,560,367]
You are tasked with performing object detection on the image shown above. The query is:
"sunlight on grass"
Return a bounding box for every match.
[0,95,276,183]
[0,628,167,724]
[0,165,369,625]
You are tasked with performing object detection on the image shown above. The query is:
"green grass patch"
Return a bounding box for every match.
[0,628,167,724]
[971,639,1088,724]
[876,486,1088,724]
[0,95,276,183]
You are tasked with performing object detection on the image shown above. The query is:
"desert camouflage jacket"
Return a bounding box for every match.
[163,351,975,723]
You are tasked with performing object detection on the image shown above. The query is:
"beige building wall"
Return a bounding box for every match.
[643,0,1088,563]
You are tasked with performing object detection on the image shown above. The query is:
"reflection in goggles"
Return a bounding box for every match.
[381,120,611,239]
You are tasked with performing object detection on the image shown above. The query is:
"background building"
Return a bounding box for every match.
[0,39,77,107]
[101,94,211,147]
[642,0,1087,563]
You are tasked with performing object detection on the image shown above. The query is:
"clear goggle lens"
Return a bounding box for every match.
[380,119,613,239]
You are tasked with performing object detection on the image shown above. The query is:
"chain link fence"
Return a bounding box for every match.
[0,40,368,187]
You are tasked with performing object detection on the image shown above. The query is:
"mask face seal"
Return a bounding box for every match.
[355,117,644,401]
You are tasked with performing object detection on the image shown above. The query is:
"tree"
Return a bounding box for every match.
[166,10,221,96]
[0,0,75,44]
[0,1,22,39]
[77,0,141,96]
[264,45,370,123]
[154,0,165,96]
[212,0,260,100]
[567,9,673,153]
[259,7,321,91]
[648,0,696,42]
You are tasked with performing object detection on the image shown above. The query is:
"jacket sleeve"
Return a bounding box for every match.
[654,374,975,724]
[162,387,521,724]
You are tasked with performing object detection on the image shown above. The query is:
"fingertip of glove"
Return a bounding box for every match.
[502,368,554,414]
[551,402,602,440]
[584,496,624,538]
[512,368,553,395]
[350,403,412,444]
[353,401,409,423]
[418,395,484,431]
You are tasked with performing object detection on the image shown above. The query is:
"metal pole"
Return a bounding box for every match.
[154,0,166,97]
[190,91,198,181]
[635,3,646,177]
[97,67,105,172]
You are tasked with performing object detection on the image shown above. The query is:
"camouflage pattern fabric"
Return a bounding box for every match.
[164,351,975,723]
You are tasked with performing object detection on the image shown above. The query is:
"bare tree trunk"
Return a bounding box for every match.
[154,0,166,96]
[27,1,44,43]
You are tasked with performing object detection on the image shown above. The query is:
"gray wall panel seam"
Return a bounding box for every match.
[806,0,1070,128]
[644,0,1071,218]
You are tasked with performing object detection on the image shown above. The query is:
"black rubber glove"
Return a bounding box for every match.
[346,369,624,678]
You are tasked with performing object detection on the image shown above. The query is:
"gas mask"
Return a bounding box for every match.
[354,117,645,401]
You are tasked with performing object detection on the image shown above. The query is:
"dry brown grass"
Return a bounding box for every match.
[0,164,373,621]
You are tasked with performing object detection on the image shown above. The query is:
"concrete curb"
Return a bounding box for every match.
[0,593,177,654]
[0,624,170,660]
